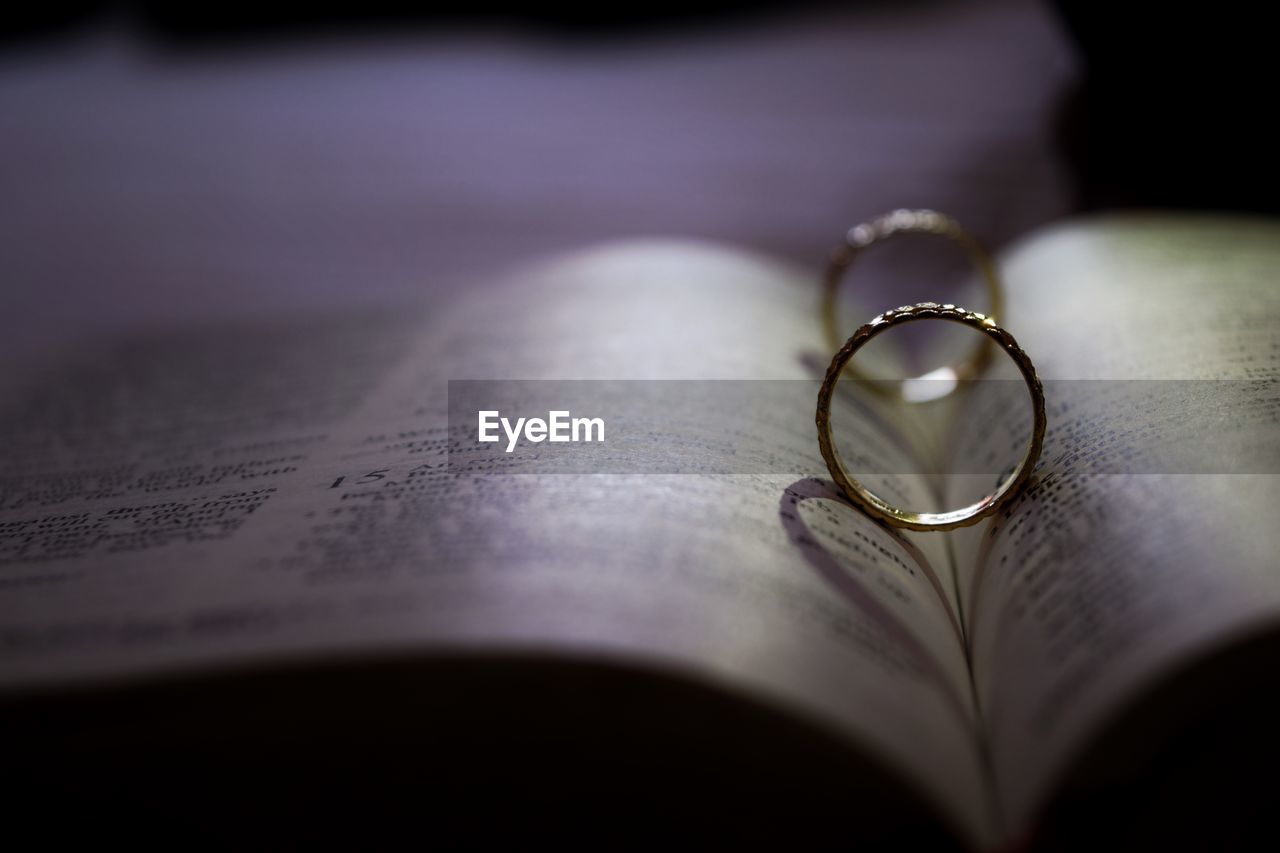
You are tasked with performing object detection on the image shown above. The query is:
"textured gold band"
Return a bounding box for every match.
[821,209,1004,399]
[816,302,1046,531]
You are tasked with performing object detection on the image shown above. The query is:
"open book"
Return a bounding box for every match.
[2,215,1278,848]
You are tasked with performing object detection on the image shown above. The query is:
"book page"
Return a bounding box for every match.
[944,215,1280,835]
[0,240,993,844]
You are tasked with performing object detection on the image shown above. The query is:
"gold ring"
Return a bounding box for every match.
[816,302,1045,532]
[821,209,1004,399]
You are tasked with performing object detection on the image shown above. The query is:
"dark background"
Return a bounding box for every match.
[7,0,1276,213]
[2,0,1275,368]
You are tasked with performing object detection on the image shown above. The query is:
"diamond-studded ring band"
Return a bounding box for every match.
[821,210,1004,400]
[816,302,1046,532]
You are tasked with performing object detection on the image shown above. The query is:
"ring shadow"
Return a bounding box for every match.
[778,476,971,723]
